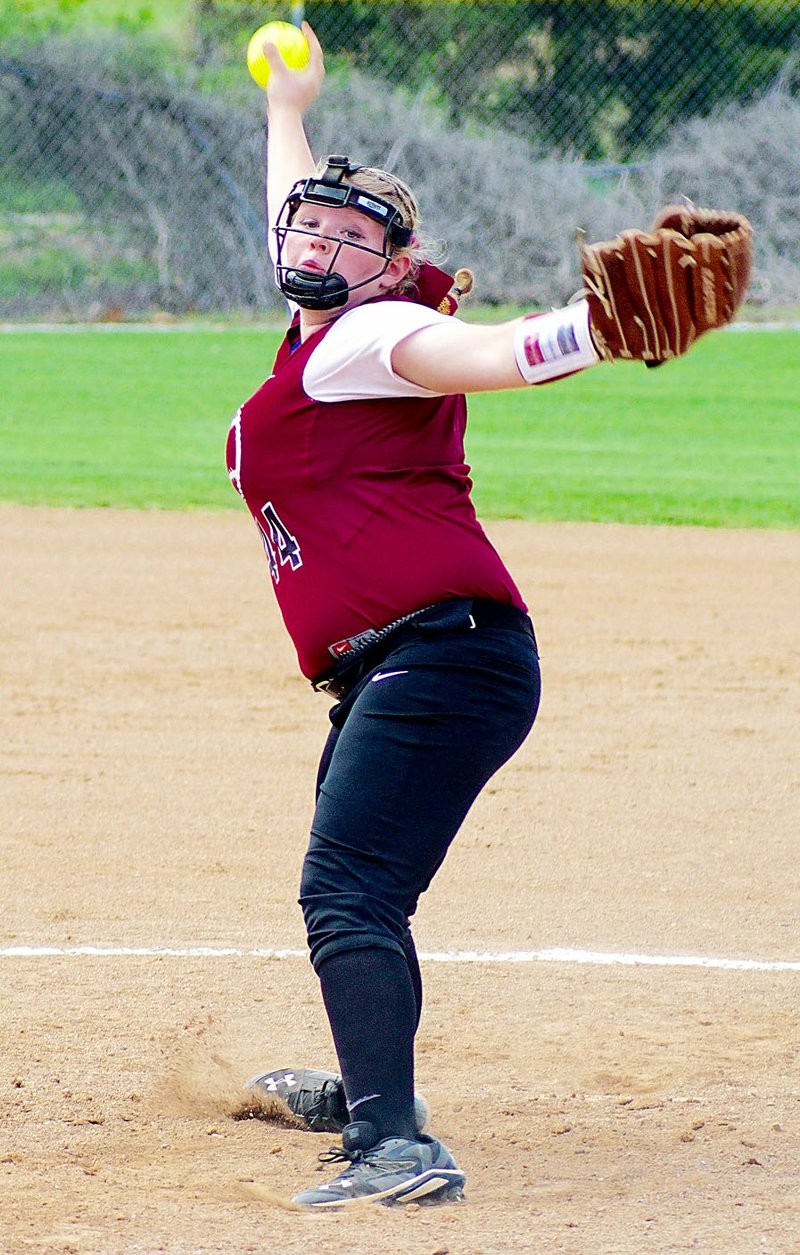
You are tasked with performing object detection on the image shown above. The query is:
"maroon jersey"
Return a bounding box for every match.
[226,297,525,679]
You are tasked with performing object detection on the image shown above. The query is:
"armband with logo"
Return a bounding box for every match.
[513,299,600,385]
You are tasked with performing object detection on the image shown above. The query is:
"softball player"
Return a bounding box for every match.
[230,25,604,1208]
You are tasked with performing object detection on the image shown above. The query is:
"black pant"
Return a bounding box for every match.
[298,602,541,1136]
[300,602,541,970]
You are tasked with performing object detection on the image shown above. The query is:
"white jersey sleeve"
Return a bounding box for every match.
[303,302,455,401]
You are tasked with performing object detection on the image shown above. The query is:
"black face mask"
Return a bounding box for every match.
[273,155,413,311]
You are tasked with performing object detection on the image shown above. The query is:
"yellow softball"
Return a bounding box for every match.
[246,21,310,88]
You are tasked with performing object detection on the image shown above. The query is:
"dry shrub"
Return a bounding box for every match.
[312,72,647,307]
[3,41,798,315]
[644,88,800,306]
[314,73,800,309]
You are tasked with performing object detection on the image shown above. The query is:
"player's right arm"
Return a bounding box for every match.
[264,22,325,244]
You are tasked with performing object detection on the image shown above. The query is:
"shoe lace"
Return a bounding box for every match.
[318,1146,356,1166]
[317,1144,420,1174]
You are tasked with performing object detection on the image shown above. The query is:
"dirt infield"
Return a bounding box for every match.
[2,505,798,1255]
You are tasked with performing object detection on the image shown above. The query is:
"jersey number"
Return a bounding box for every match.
[257,501,302,584]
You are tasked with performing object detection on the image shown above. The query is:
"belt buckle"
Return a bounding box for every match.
[313,675,346,700]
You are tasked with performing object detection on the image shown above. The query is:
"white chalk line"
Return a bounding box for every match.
[1,944,798,972]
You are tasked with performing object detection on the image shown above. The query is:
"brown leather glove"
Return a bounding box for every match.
[580,206,753,364]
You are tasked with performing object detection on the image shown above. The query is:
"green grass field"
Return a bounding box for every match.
[1,325,797,527]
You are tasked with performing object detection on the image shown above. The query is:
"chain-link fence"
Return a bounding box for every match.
[1,0,799,320]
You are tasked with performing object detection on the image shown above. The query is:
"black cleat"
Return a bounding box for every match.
[246,1066,430,1134]
[246,1067,348,1133]
[292,1120,466,1208]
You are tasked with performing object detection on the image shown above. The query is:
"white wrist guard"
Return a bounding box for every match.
[513,299,600,385]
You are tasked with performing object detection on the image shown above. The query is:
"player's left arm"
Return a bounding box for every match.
[391,300,600,394]
[393,203,753,392]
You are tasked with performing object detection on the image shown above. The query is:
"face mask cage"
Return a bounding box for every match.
[273,155,414,311]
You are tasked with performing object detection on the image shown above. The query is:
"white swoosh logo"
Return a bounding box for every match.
[371,670,409,683]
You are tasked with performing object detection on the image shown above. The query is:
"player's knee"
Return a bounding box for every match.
[299,885,407,973]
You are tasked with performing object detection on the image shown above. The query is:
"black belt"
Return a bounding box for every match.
[312,598,535,701]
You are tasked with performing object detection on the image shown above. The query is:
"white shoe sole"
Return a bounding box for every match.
[294,1168,466,1209]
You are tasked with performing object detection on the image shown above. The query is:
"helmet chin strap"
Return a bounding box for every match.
[281,267,350,311]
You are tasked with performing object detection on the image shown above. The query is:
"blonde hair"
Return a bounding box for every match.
[314,159,474,298]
